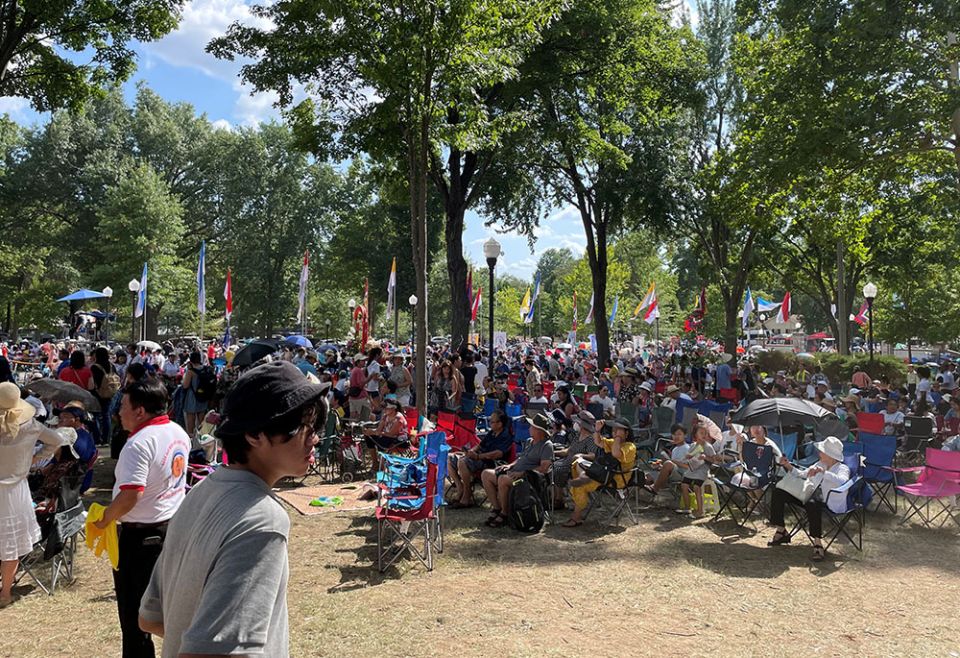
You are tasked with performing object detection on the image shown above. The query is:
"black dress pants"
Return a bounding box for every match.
[769,487,824,538]
[113,523,167,658]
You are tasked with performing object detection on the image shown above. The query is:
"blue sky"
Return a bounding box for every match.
[0,0,698,281]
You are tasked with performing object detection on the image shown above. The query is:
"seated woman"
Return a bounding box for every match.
[362,399,409,464]
[551,410,599,504]
[448,410,513,509]
[30,428,86,512]
[554,386,580,420]
[563,417,637,527]
[767,436,851,561]
[728,425,782,488]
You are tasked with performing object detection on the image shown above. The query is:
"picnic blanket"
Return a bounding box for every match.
[274,483,377,516]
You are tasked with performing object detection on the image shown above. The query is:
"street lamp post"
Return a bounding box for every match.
[483,237,501,373]
[408,295,418,352]
[348,299,356,344]
[102,287,113,342]
[127,279,140,342]
[325,318,331,339]
[863,282,878,363]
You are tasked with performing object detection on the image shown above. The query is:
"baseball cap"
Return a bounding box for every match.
[217,361,329,437]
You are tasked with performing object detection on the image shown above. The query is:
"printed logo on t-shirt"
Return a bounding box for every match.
[171,450,186,484]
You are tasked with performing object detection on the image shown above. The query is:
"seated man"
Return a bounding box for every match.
[448,410,513,509]
[480,412,554,528]
[55,402,97,492]
[563,417,637,527]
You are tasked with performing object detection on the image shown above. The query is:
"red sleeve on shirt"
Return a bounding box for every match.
[119,485,146,492]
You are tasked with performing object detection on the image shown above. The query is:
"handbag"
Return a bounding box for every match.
[583,449,621,486]
[775,468,823,503]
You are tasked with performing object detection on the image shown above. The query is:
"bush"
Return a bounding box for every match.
[753,351,907,388]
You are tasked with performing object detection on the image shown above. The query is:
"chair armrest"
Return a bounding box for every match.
[824,476,858,511]
[890,466,924,474]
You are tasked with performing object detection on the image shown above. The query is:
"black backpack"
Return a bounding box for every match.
[194,366,218,402]
[507,474,545,534]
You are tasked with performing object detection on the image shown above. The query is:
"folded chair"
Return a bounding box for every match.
[855,412,885,436]
[376,432,447,572]
[712,442,776,528]
[786,453,866,552]
[768,430,798,462]
[17,472,85,595]
[893,448,960,530]
[859,433,898,514]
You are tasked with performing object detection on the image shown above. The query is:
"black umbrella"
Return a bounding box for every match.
[25,379,102,413]
[731,397,846,438]
[231,338,283,368]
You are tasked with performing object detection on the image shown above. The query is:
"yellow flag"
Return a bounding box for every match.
[519,286,531,320]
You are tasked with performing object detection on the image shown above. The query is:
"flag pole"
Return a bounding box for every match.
[394,284,399,346]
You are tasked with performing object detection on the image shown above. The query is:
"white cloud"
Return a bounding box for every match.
[211,118,233,131]
[143,0,270,81]
[0,96,29,119]
[233,81,281,125]
[546,204,580,223]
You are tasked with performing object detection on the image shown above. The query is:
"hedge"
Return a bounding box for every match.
[753,352,907,388]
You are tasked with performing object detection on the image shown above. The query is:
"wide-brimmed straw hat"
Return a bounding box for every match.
[0,382,34,437]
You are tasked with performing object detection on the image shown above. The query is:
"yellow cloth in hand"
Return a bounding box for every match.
[85,503,119,570]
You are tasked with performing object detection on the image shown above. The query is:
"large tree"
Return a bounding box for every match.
[211,0,562,412]
[488,0,702,366]
[0,0,185,110]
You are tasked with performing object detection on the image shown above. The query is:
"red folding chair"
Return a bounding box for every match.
[719,387,740,404]
[404,407,419,433]
[541,380,555,399]
[856,412,885,435]
[437,410,456,434]
[655,382,667,394]
[450,416,479,451]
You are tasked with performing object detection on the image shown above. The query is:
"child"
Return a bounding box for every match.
[679,424,716,518]
[644,424,689,500]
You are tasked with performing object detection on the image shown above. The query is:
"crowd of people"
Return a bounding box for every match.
[0,333,957,657]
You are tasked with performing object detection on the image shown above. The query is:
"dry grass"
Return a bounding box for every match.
[2,460,959,658]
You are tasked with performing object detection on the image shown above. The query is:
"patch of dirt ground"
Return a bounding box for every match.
[2,460,958,658]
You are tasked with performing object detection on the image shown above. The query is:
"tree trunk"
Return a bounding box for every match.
[445,203,470,350]
[723,296,739,358]
[586,225,610,368]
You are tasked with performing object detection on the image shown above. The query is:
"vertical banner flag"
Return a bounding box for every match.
[523,272,541,324]
[644,295,660,325]
[519,286,531,321]
[572,292,578,332]
[608,295,619,327]
[224,268,233,319]
[471,287,482,322]
[585,292,595,324]
[386,257,397,316]
[297,250,310,323]
[466,268,473,311]
[742,286,754,329]
[134,262,148,318]
[853,301,868,326]
[755,295,780,313]
[197,240,206,315]
[634,282,656,317]
[776,291,791,324]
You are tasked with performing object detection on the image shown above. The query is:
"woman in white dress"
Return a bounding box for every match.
[0,382,61,606]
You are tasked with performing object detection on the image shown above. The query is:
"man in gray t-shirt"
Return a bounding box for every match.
[138,361,329,658]
[480,413,554,528]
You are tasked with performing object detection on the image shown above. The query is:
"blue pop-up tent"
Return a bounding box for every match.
[56,289,109,303]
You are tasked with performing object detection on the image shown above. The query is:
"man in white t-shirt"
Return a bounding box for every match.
[95,378,191,658]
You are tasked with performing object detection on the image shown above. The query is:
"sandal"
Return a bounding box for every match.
[811,545,826,561]
[486,514,507,528]
[767,530,791,546]
[561,519,583,528]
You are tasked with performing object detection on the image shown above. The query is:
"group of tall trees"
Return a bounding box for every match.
[0,1,958,408]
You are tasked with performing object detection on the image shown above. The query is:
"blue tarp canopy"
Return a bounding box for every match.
[57,289,109,302]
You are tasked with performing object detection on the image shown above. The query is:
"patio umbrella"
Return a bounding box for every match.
[796,352,815,359]
[731,397,846,439]
[56,289,109,303]
[231,338,283,368]
[25,379,101,412]
[284,335,313,349]
[137,340,162,352]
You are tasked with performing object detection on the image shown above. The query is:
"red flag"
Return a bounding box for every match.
[853,301,868,326]
[471,287,482,322]
[776,291,791,324]
[224,268,233,319]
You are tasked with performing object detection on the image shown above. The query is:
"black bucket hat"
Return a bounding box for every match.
[218,361,328,437]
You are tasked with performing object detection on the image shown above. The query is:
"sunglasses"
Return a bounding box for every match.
[284,406,319,440]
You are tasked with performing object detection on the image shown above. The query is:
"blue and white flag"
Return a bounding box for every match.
[755,295,780,313]
[134,262,148,318]
[608,295,619,327]
[523,271,541,325]
[742,287,755,329]
[197,240,206,315]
